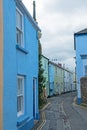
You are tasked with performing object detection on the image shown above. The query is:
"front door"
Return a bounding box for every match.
[33,78,37,119]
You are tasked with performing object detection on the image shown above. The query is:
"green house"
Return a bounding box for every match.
[41,55,49,97]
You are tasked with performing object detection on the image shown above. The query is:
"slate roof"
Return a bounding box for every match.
[49,61,73,73]
[75,28,87,35]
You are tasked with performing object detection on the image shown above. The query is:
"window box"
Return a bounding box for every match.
[17,116,30,126]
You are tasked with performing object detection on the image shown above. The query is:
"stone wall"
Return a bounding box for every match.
[80,77,87,103]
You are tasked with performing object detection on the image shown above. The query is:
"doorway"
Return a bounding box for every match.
[33,78,37,119]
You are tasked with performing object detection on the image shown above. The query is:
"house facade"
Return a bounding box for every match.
[73,71,77,90]
[49,61,55,96]
[57,66,64,94]
[41,55,49,97]
[48,61,74,96]
[63,69,73,93]
[0,0,3,129]
[74,28,87,104]
[1,0,41,130]
[54,64,64,95]
[54,65,59,95]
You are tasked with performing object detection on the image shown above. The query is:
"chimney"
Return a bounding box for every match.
[33,1,36,21]
[58,63,62,67]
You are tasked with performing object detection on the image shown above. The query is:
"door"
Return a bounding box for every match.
[33,78,37,119]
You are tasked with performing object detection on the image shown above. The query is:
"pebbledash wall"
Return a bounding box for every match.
[3,0,40,130]
[0,0,3,129]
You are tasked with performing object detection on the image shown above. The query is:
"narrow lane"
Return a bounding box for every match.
[41,92,87,130]
[63,93,87,130]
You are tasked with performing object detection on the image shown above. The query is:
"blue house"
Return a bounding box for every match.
[49,61,55,96]
[74,28,87,104]
[1,0,41,130]
[0,0,3,129]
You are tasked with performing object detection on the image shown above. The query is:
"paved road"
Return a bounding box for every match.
[41,92,87,130]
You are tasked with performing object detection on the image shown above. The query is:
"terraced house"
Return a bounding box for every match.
[0,0,41,130]
[49,61,55,96]
[41,55,49,97]
[74,28,87,104]
[48,61,75,96]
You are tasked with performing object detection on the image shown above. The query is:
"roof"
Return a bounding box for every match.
[74,28,87,35]
[49,61,73,73]
[15,0,41,31]
[41,55,49,60]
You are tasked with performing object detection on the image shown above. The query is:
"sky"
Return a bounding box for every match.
[23,0,87,71]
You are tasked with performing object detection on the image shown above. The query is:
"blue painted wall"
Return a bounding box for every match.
[75,34,87,104]
[3,0,17,130]
[3,0,39,130]
[49,63,55,96]
[16,11,39,130]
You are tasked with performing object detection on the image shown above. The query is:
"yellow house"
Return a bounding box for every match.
[57,66,64,94]
[54,63,64,95]
[49,62,64,95]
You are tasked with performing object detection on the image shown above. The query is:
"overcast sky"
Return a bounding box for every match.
[23,0,87,71]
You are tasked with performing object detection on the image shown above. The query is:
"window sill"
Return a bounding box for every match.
[16,45,28,54]
[17,115,30,127]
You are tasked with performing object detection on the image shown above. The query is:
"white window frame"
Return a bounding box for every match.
[16,8,24,48]
[17,75,24,117]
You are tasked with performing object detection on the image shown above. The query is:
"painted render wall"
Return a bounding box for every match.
[60,68,64,94]
[3,0,39,130]
[54,66,63,95]
[75,34,87,104]
[3,0,17,130]
[54,66,59,95]
[16,10,39,130]
[0,0,3,129]
[41,56,49,97]
[49,63,55,96]
[64,71,72,92]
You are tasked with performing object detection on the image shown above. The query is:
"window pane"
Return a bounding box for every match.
[17,78,24,95]
[16,28,23,46]
[16,10,22,30]
[17,96,21,112]
[16,9,23,47]
[17,76,24,116]
[17,96,23,113]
